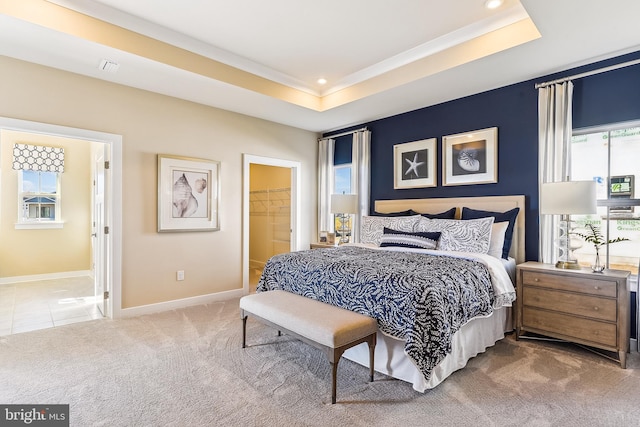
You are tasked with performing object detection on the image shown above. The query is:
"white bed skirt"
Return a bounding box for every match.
[343,307,513,392]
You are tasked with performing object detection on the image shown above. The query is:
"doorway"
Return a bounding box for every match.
[248,164,292,291]
[0,117,122,329]
[242,154,301,294]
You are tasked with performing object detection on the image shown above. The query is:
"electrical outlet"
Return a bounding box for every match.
[177,270,185,281]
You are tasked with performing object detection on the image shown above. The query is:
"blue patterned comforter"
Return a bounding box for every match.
[257,246,503,382]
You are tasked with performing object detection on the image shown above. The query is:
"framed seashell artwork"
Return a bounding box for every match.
[442,127,497,186]
[157,154,220,232]
[393,138,437,189]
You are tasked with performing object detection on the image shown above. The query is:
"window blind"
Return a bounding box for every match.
[12,143,65,173]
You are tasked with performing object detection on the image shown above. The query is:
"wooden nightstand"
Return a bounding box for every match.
[516,261,630,368]
[310,242,337,249]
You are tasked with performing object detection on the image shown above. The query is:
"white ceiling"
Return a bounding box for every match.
[1,0,639,133]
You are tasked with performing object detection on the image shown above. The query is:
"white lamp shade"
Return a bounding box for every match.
[540,181,597,215]
[330,194,358,214]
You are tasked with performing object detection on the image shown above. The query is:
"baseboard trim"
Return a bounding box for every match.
[0,270,92,285]
[119,288,246,318]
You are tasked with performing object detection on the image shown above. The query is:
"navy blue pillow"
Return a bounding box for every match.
[420,207,456,219]
[380,227,441,250]
[371,209,417,217]
[461,207,519,259]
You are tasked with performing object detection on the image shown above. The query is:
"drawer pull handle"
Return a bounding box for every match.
[534,278,540,282]
[593,307,599,311]
[594,331,599,335]
[594,286,600,290]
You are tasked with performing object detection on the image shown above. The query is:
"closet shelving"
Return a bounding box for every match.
[249,187,291,248]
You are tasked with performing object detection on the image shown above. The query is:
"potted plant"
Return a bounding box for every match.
[573,223,628,272]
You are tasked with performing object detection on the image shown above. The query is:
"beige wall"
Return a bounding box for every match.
[0,56,317,308]
[0,130,92,277]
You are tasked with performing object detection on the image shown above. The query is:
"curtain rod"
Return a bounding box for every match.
[535,58,640,89]
[318,127,368,141]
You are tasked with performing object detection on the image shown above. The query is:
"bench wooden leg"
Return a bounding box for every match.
[367,335,376,382]
[330,360,339,404]
[242,315,247,348]
[330,347,347,404]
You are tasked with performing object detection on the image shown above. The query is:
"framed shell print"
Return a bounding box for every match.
[442,127,497,186]
[157,154,220,232]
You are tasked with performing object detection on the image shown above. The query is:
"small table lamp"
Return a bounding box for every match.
[540,180,597,269]
[330,194,358,244]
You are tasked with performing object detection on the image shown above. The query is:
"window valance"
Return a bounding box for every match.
[12,143,65,173]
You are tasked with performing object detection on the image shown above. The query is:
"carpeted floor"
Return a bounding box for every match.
[1,298,640,426]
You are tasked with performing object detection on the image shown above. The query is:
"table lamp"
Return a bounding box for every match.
[330,194,358,244]
[540,180,597,269]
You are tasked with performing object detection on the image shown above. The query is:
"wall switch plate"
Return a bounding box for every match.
[177,270,185,281]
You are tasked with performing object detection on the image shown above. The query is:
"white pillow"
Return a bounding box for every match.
[414,216,494,253]
[360,215,420,246]
[488,221,509,259]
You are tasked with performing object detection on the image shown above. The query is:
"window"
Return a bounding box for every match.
[17,170,62,228]
[12,142,65,229]
[571,124,640,278]
[333,164,353,237]
[334,164,352,195]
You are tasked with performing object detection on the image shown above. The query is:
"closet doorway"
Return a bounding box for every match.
[242,154,301,293]
[248,164,291,291]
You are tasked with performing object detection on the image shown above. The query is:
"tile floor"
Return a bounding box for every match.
[0,276,103,336]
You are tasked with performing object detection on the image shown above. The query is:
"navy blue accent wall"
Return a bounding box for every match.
[573,51,640,129]
[325,50,640,262]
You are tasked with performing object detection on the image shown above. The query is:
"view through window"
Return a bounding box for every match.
[19,170,60,222]
[334,165,352,239]
[571,125,640,279]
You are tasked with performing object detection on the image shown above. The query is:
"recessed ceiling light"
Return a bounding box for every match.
[317,78,327,85]
[485,0,503,9]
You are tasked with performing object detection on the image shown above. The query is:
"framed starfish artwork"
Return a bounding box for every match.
[393,138,436,189]
[442,127,497,186]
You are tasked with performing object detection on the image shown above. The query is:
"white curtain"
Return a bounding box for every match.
[318,138,335,238]
[351,130,371,243]
[538,82,573,263]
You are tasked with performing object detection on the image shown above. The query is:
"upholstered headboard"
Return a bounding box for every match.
[374,195,526,264]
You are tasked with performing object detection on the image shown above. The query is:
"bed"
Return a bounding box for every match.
[257,195,525,392]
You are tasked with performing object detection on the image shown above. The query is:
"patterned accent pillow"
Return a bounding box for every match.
[360,215,420,246]
[461,207,520,259]
[380,227,441,250]
[414,216,494,253]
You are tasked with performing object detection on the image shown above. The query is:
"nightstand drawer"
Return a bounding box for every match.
[523,307,617,347]
[521,271,617,298]
[522,286,617,322]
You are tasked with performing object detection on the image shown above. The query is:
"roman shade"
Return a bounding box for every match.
[12,143,65,173]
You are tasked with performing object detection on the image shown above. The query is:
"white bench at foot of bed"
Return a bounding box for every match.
[240,290,378,404]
